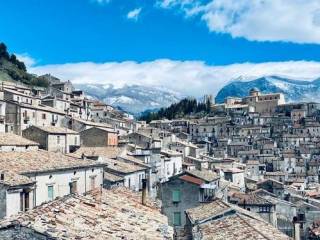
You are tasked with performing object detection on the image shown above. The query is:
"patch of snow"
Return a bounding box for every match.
[270,79,291,91]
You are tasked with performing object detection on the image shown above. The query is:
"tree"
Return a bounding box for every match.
[139,97,213,122]
[0,42,9,59]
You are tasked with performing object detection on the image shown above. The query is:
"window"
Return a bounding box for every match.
[57,136,61,144]
[48,186,54,201]
[173,212,181,226]
[259,206,270,213]
[69,181,77,194]
[172,189,181,203]
[42,113,46,119]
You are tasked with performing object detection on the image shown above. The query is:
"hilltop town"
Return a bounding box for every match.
[0,44,319,240]
[0,67,320,240]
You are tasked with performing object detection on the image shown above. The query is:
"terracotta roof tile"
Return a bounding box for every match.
[0,188,173,239]
[179,175,204,185]
[0,133,39,146]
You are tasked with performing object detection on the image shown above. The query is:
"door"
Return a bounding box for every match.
[90,177,96,190]
[25,192,30,211]
[69,181,77,194]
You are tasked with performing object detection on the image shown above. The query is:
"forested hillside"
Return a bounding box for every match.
[0,42,48,87]
[140,97,212,122]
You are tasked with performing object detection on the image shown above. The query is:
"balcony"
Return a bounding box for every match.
[199,195,215,203]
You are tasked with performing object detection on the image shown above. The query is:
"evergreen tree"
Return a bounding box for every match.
[139,97,213,122]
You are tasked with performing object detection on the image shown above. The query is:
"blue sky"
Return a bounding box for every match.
[1,0,320,96]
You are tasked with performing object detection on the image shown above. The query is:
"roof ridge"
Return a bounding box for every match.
[236,213,273,240]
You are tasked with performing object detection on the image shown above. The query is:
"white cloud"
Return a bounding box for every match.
[15,53,36,68]
[29,60,320,97]
[127,8,142,21]
[158,0,320,44]
[92,0,111,5]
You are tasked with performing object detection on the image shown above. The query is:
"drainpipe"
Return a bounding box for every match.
[34,174,37,207]
[85,169,87,194]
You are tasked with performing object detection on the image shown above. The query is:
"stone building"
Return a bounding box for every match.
[228,192,277,226]
[80,126,118,147]
[22,125,80,153]
[5,101,66,134]
[104,158,147,192]
[185,199,290,240]
[160,169,221,228]
[0,150,104,218]
[160,149,183,182]
[41,96,70,112]
[63,116,113,132]
[242,88,285,113]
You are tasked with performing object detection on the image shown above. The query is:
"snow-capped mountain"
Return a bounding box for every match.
[215,75,320,103]
[74,84,184,114]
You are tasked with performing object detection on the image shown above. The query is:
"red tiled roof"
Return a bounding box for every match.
[179,175,204,185]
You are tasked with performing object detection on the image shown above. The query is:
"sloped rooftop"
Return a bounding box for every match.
[186,198,290,240]
[186,200,231,224]
[105,158,147,174]
[0,133,39,146]
[0,188,173,239]
[198,212,290,240]
[0,170,35,187]
[104,172,124,182]
[0,150,104,175]
[28,125,78,134]
[185,169,220,182]
[71,146,123,159]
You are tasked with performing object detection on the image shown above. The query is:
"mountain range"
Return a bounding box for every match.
[77,75,320,115]
[74,83,184,115]
[215,75,320,103]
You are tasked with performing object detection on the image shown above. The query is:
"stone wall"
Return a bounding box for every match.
[161,178,200,227]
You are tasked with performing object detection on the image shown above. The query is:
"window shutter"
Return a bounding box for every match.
[173,212,181,226]
[172,190,181,202]
[48,186,54,200]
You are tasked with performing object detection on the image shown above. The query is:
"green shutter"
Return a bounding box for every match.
[172,190,181,202]
[48,186,54,200]
[173,212,181,226]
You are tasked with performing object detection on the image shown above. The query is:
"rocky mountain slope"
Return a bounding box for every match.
[215,75,320,103]
[74,83,184,114]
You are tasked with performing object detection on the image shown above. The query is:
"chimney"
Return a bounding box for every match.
[142,178,147,206]
[293,217,301,240]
